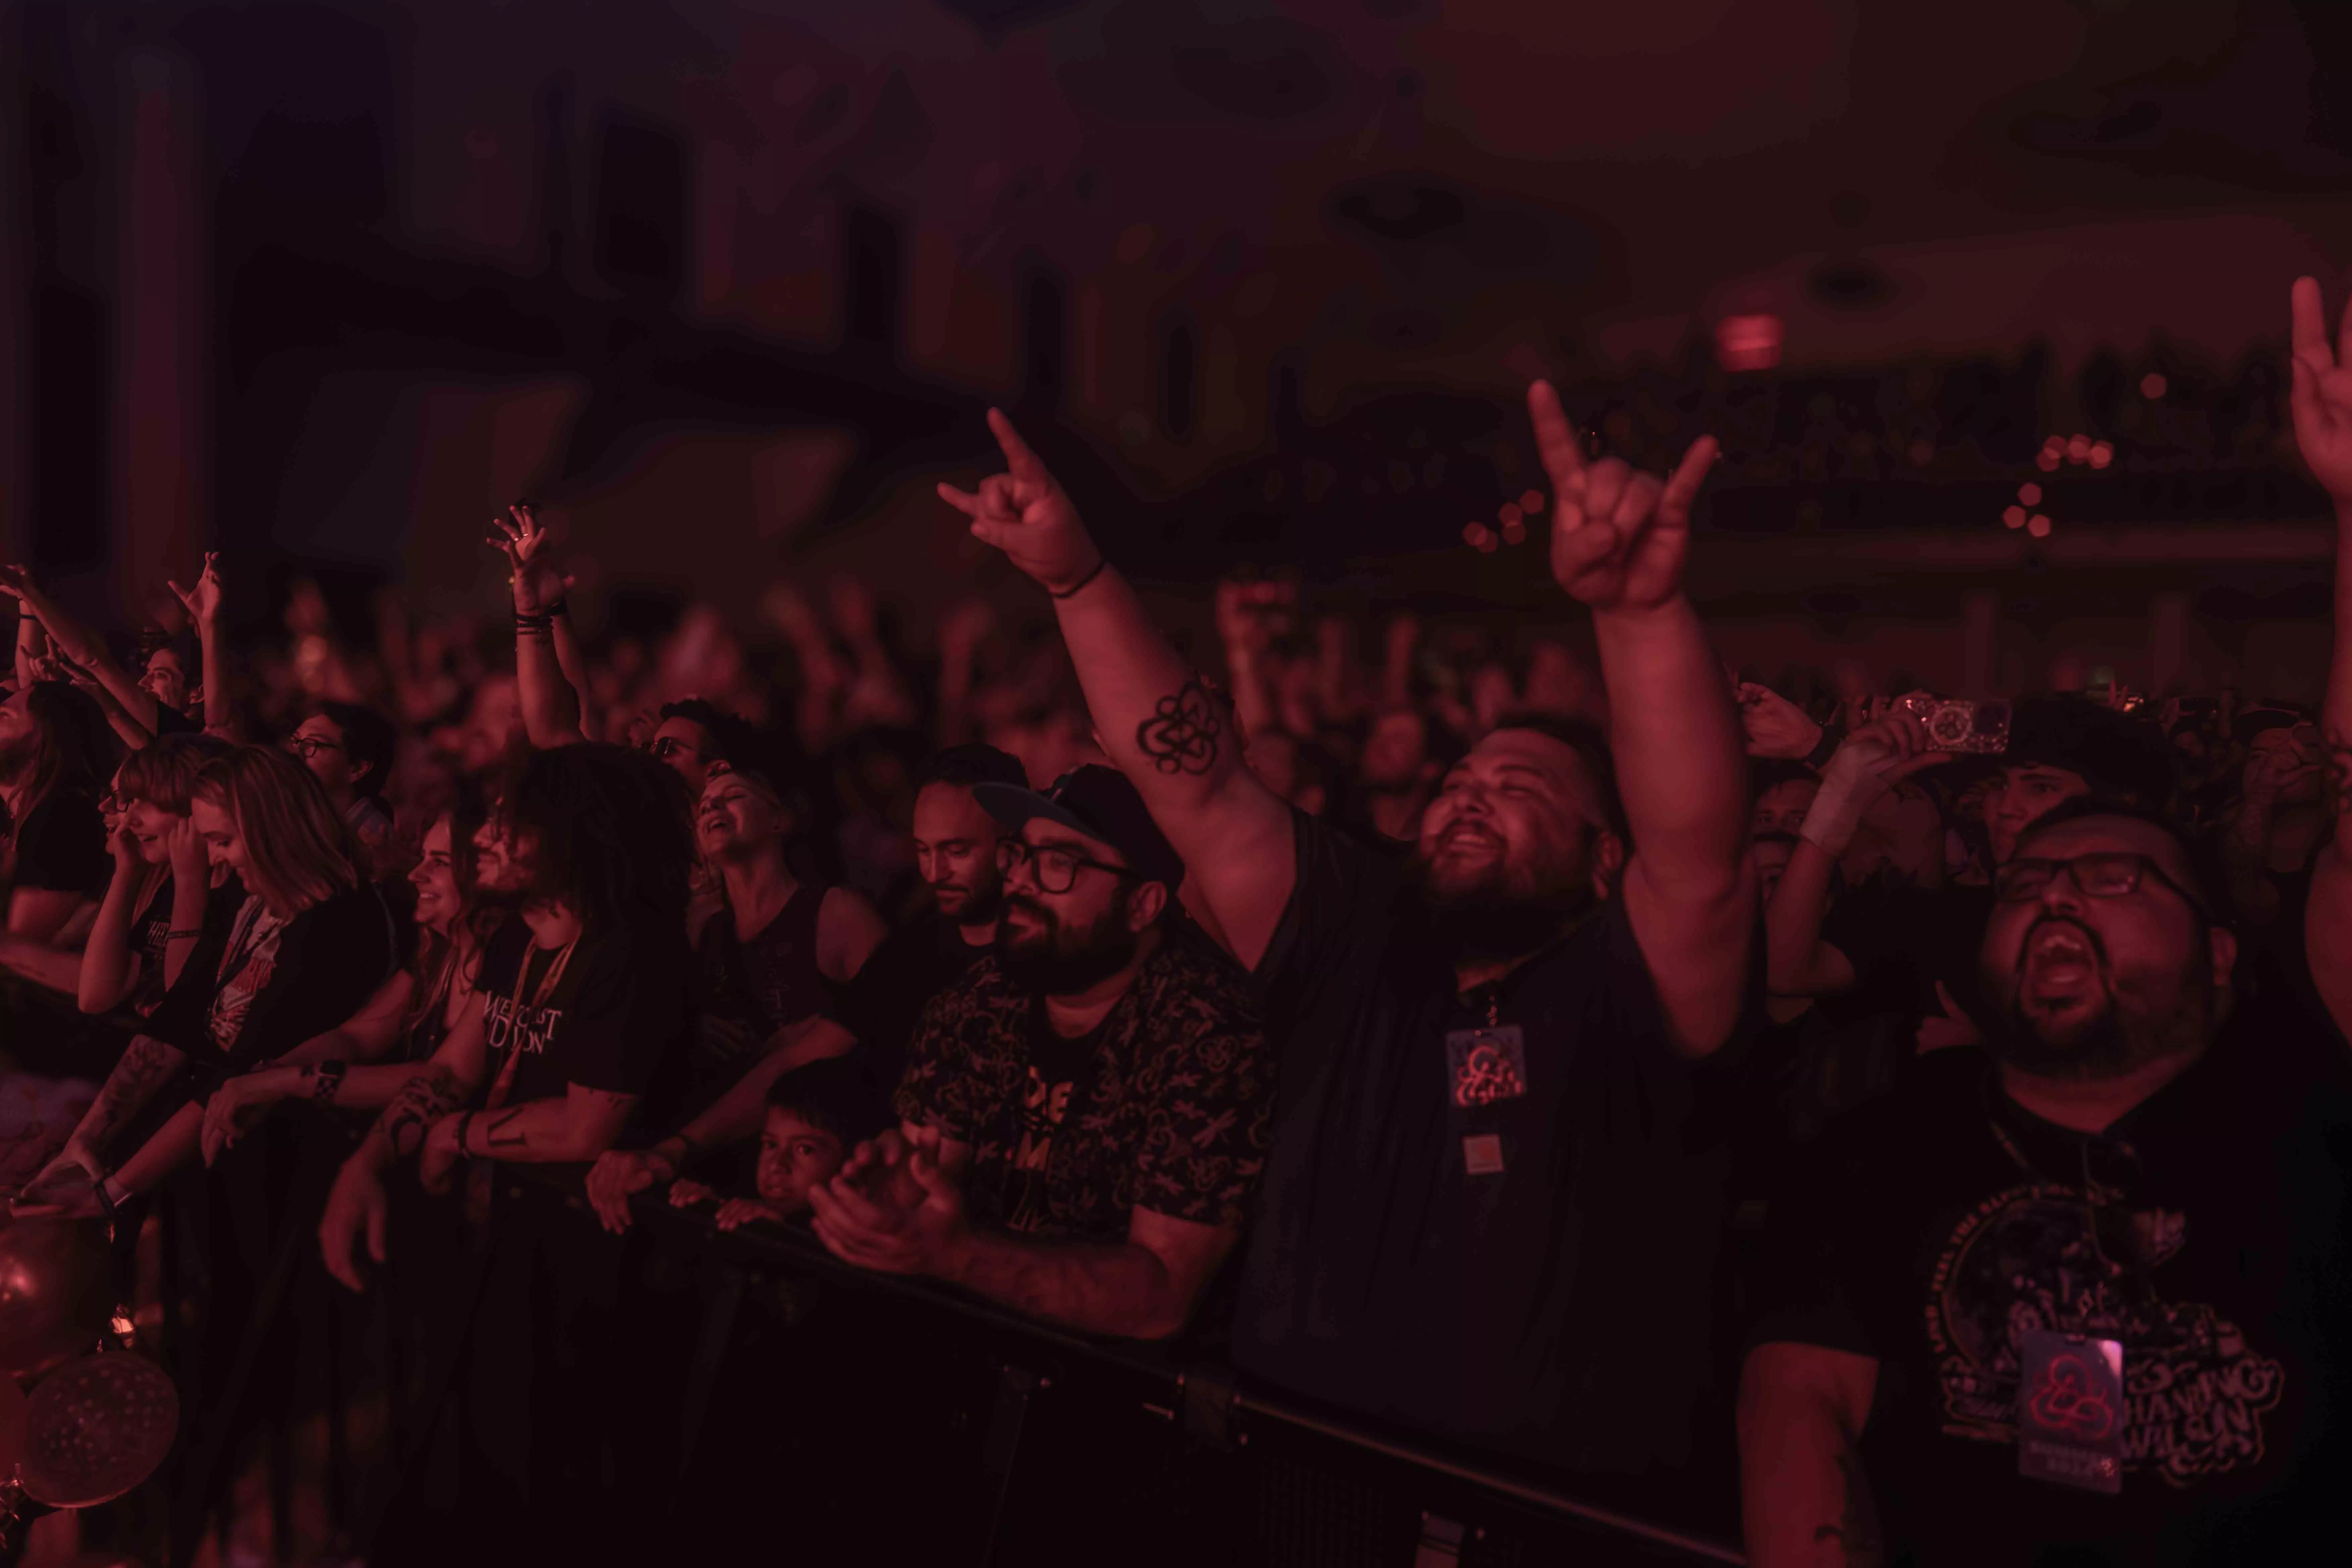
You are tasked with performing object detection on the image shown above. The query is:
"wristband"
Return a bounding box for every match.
[313,1059,346,1106]
[513,610,554,633]
[1798,749,1892,858]
[452,1112,477,1158]
[1048,556,1108,600]
[165,928,203,940]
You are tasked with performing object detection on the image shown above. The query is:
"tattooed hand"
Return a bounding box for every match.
[938,410,1104,597]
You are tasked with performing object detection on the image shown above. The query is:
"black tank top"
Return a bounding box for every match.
[690,881,835,1097]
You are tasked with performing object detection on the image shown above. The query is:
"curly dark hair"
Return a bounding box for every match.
[508,743,694,939]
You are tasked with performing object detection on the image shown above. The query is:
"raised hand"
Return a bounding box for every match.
[1737,682,1827,761]
[1527,381,1718,614]
[486,503,571,615]
[2289,277,2352,505]
[0,564,26,601]
[939,409,1102,596]
[166,553,223,627]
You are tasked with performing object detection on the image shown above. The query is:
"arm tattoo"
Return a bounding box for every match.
[484,1108,529,1152]
[80,1036,185,1149]
[1134,678,1225,775]
[377,1069,460,1160]
[1811,1452,1883,1567]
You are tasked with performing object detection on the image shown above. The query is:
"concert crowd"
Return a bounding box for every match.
[2,279,2350,1567]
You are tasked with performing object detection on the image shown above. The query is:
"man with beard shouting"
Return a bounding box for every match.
[1739,800,2352,1566]
[933,392,1755,1490]
[806,764,1272,1341]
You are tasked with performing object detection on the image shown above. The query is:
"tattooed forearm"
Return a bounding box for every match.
[1810,1452,1883,1567]
[1134,678,1225,775]
[376,1069,461,1160]
[484,1109,529,1152]
[78,1036,187,1151]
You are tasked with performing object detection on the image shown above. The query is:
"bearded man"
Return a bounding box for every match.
[804,765,1274,1343]
[933,390,1757,1505]
[1740,800,2352,1567]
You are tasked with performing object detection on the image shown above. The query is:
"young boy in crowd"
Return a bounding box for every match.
[669,1055,891,1230]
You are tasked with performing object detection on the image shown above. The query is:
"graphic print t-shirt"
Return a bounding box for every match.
[1749,1029,2352,1566]
[477,917,693,1120]
[1000,1003,1109,1234]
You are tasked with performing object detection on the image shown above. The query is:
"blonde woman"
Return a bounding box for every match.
[16,746,401,1217]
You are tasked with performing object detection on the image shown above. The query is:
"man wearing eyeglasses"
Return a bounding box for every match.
[804,765,1272,1342]
[1741,797,2352,1566]
[286,703,398,864]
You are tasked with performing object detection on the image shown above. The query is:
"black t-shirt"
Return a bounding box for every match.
[6,789,107,896]
[1232,809,1740,1476]
[833,912,994,1091]
[1750,1025,2352,1565]
[1820,879,1995,1028]
[148,702,200,737]
[479,916,692,1119]
[149,882,403,1074]
[689,885,833,1105]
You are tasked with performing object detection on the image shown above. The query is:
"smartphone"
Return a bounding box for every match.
[1898,694,2013,753]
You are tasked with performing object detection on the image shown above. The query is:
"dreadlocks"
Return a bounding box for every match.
[508,742,694,939]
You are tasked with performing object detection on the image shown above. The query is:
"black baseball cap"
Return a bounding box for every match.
[974,765,1185,891]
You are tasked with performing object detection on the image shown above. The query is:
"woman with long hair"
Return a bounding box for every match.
[15,746,402,1216]
[197,782,520,1162]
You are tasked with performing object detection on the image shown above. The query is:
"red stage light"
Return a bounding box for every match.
[1520,489,1545,513]
[2089,441,2112,469]
[2036,450,2061,471]
[1475,531,1501,553]
[1498,503,1523,526]
[2027,514,2052,538]
[2066,435,2091,462]
[1501,521,1527,544]
[2003,506,2026,528]
[2141,373,2166,399]
[1717,314,1783,371]
[2017,483,2042,505]
[1463,523,1486,545]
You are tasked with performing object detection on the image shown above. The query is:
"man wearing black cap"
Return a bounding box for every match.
[935,398,1758,1494]
[805,764,1272,1342]
[1769,693,2181,1043]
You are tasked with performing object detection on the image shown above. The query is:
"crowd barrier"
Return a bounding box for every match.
[56,1125,1748,1567]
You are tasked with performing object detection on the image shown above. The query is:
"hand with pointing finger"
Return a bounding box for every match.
[938,410,1105,597]
[1525,381,1719,615]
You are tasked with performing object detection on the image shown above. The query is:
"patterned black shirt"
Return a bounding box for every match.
[895,932,1272,1245]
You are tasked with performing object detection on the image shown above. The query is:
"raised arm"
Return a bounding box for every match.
[0,566,161,736]
[2292,277,2352,1041]
[489,504,588,749]
[1739,1342,1882,1568]
[165,554,233,737]
[1767,714,1950,998]
[1526,382,1752,1054]
[73,834,155,1012]
[945,410,1297,967]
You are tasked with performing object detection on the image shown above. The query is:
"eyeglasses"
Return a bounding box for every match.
[647,736,702,763]
[1994,852,2205,916]
[996,838,1133,896]
[285,735,343,760]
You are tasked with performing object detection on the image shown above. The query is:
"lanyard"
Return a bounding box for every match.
[1982,1081,2157,1302]
[484,934,579,1110]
